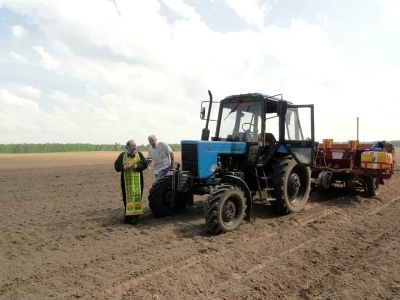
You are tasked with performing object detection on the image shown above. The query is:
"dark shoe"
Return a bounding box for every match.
[124,215,139,225]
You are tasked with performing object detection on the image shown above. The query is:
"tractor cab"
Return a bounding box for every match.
[202,93,315,168]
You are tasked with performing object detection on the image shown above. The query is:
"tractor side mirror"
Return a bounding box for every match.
[200,107,206,119]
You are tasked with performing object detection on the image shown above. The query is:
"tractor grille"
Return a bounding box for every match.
[181,143,198,176]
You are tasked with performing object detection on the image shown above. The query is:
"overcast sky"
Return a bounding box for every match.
[0,0,399,145]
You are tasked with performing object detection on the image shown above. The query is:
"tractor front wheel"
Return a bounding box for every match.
[204,184,247,235]
[270,157,311,215]
[148,175,188,218]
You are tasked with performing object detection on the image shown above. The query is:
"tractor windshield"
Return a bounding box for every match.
[218,100,262,142]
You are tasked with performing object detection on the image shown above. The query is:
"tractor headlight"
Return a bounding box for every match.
[210,164,218,173]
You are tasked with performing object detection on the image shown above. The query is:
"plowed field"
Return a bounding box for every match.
[1,151,399,300]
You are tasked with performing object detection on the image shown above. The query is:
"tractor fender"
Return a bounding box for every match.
[221,175,252,222]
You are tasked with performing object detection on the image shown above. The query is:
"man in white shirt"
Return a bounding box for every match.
[147,134,174,181]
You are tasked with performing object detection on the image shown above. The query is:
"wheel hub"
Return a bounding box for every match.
[223,201,236,222]
[289,173,301,196]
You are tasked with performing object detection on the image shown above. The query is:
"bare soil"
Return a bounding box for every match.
[1,151,399,300]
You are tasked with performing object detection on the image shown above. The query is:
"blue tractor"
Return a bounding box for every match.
[148,90,315,235]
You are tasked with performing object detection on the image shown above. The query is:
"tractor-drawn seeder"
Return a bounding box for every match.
[311,138,395,197]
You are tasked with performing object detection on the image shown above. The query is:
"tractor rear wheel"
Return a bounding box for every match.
[204,184,247,235]
[148,175,188,218]
[270,157,311,215]
[363,176,379,198]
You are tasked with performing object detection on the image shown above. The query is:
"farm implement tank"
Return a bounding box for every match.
[148,90,315,235]
[311,138,395,196]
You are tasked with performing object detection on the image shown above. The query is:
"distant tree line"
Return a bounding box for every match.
[0,143,182,154]
[0,140,399,154]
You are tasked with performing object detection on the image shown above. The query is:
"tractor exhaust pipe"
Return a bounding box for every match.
[201,90,213,141]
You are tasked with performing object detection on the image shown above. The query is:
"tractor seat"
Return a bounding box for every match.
[260,133,277,159]
[264,133,276,145]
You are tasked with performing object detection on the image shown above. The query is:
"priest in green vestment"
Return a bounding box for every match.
[114,140,148,224]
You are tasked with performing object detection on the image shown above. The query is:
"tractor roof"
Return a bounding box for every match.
[222,93,293,104]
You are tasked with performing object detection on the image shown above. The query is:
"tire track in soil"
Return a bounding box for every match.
[93,254,202,299]
[293,197,400,300]
[2,155,399,300]
[7,184,400,300]
[197,195,400,300]
[80,204,344,299]
[79,232,279,299]
[76,190,400,299]
[190,236,322,300]
[10,171,399,299]
[81,183,399,299]
[367,196,400,216]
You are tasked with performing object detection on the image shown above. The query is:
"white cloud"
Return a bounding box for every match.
[4,83,41,98]
[160,0,201,21]
[0,88,90,143]
[0,88,41,111]
[20,85,42,98]
[91,106,119,122]
[85,84,98,97]
[263,18,345,81]
[223,0,271,30]
[11,24,28,37]
[48,90,81,105]
[53,105,67,116]
[32,46,61,71]
[8,51,26,63]
[380,0,400,27]
[0,0,398,144]
[317,12,330,26]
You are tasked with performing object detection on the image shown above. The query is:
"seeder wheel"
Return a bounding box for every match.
[363,176,379,198]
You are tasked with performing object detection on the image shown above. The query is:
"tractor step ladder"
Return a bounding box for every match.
[255,165,273,200]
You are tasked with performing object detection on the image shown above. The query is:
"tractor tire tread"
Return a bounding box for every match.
[148,176,186,218]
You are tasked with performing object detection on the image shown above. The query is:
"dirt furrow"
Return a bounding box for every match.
[79,202,362,299]
[78,201,347,299]
[297,198,400,300]
[198,196,400,300]
[1,154,399,300]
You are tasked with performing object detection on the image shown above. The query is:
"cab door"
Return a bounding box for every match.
[281,104,315,167]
